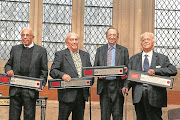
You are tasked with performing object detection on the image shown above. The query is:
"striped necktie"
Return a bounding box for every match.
[107,47,113,66]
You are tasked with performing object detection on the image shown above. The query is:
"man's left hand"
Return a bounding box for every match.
[148,69,155,76]
[36,86,44,92]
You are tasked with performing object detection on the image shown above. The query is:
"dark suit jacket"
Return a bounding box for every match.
[94,44,129,95]
[50,48,92,103]
[124,51,177,107]
[5,44,48,99]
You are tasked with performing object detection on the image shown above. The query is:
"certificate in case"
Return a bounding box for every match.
[0,73,43,90]
[82,66,125,77]
[128,70,174,89]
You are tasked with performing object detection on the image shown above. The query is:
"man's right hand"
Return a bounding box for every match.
[7,70,14,77]
[99,76,105,79]
[122,87,128,97]
[62,74,71,82]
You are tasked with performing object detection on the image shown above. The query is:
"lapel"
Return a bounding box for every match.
[29,44,40,70]
[136,52,143,71]
[115,44,121,65]
[103,44,108,66]
[16,45,23,72]
[79,50,86,67]
[64,49,78,74]
[150,51,158,69]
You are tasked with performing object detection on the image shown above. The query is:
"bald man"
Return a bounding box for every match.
[50,33,92,120]
[5,28,48,120]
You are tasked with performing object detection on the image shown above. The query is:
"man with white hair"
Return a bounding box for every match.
[50,33,92,120]
[122,32,177,120]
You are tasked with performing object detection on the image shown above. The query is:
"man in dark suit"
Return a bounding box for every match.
[4,28,48,120]
[94,27,129,120]
[122,32,177,120]
[50,33,92,120]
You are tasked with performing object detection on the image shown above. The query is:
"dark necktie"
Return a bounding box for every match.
[107,47,113,66]
[143,55,149,72]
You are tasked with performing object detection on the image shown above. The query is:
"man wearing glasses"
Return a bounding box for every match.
[5,28,48,120]
[122,32,177,120]
[50,33,92,120]
[94,27,129,120]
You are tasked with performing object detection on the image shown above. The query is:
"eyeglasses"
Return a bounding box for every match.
[21,34,33,38]
[107,34,117,38]
[69,38,78,42]
[141,38,151,42]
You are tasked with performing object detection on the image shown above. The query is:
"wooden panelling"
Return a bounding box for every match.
[167,90,180,104]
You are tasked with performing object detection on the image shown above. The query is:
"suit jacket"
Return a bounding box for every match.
[5,44,48,99]
[94,44,129,95]
[50,48,92,103]
[124,51,177,107]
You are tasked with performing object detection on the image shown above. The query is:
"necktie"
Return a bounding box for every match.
[71,52,82,78]
[107,47,113,66]
[143,55,149,72]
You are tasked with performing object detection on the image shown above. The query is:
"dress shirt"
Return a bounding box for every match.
[106,44,116,80]
[24,42,34,48]
[70,50,82,78]
[107,44,116,66]
[142,50,153,71]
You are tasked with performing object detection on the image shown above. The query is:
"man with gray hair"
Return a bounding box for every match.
[122,32,177,120]
[94,27,129,120]
[5,28,48,120]
[50,33,92,120]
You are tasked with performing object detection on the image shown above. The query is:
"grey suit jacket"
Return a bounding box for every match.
[50,48,92,103]
[94,44,129,95]
[5,44,48,98]
[124,51,177,107]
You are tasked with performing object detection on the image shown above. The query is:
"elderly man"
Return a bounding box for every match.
[94,27,129,120]
[50,33,92,120]
[122,32,177,120]
[5,28,48,120]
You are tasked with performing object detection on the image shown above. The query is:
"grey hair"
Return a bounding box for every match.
[140,32,155,50]
[140,32,155,43]
[65,33,80,42]
[106,27,119,38]
[21,28,34,36]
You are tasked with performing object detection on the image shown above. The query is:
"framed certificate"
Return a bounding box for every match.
[82,66,125,77]
[48,78,93,89]
[0,73,43,90]
[128,70,174,89]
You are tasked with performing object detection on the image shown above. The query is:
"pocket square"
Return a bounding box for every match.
[156,66,161,68]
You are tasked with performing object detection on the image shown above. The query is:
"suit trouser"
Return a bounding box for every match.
[58,89,85,120]
[134,87,163,120]
[9,88,36,120]
[100,80,124,120]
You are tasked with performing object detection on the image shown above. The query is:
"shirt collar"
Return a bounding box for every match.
[108,43,116,50]
[24,42,34,48]
[69,49,79,54]
[142,50,153,57]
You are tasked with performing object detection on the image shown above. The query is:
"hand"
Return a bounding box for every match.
[36,86,44,92]
[122,87,128,97]
[148,69,155,76]
[99,76,105,79]
[121,74,127,80]
[7,70,14,77]
[62,74,71,82]
[124,67,128,73]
